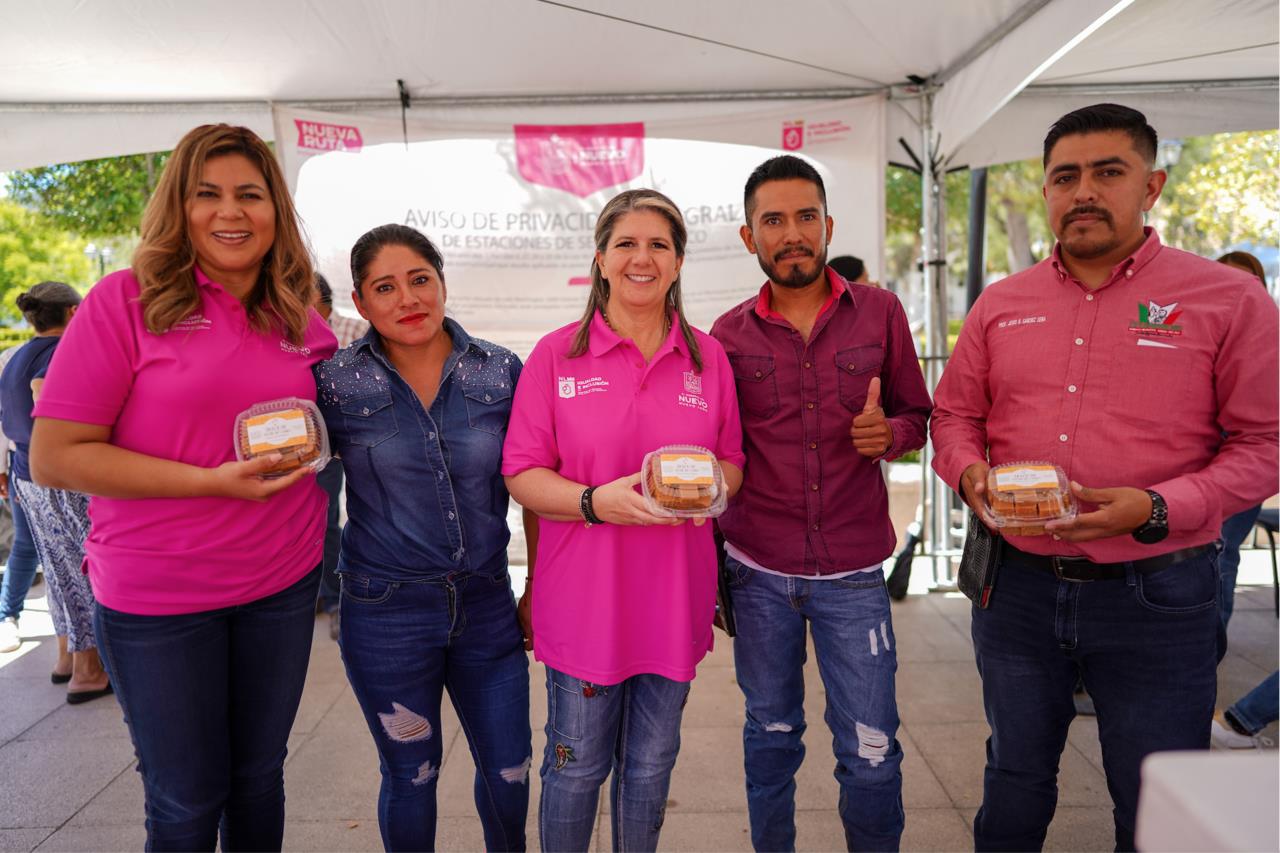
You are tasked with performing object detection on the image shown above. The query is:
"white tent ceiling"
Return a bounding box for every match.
[1,0,1275,173]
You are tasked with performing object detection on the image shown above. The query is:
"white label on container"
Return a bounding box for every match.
[246,411,308,452]
[994,466,1058,491]
[658,454,715,485]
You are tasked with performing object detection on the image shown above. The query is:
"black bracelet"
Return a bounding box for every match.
[580,486,604,526]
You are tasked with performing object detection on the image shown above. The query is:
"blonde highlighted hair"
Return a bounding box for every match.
[132,124,314,343]
[569,188,702,371]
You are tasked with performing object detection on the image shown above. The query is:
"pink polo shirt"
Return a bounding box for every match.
[932,229,1279,562]
[33,268,338,615]
[502,311,745,684]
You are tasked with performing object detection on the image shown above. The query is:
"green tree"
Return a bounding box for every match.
[1152,131,1279,256]
[7,151,168,238]
[0,199,93,323]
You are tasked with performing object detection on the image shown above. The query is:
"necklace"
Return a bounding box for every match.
[601,308,671,339]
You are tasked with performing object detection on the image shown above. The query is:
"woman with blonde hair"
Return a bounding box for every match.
[30,123,336,851]
[503,189,745,851]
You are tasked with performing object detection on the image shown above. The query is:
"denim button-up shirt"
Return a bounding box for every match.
[315,318,522,580]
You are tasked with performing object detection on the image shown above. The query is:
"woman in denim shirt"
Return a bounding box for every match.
[315,224,531,852]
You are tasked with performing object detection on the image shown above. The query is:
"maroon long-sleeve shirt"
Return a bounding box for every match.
[711,269,932,575]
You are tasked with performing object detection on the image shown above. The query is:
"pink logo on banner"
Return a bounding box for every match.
[514,123,644,198]
[295,119,363,153]
[782,120,805,151]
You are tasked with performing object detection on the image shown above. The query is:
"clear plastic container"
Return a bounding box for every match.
[233,397,330,479]
[983,460,1075,535]
[641,444,728,518]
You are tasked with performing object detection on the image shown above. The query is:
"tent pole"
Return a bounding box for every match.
[918,89,956,588]
[966,167,988,309]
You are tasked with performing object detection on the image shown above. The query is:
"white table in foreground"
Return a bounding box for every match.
[1136,751,1279,851]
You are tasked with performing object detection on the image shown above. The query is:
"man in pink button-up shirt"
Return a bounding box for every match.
[932,104,1279,852]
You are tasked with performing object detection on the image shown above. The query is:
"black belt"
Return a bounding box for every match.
[1003,543,1215,582]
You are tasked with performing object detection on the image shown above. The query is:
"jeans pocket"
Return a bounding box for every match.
[551,682,582,740]
[1134,555,1218,614]
[725,556,752,589]
[832,569,886,590]
[340,573,399,605]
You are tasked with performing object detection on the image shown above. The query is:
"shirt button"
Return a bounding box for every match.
[448,511,455,520]
[807,402,815,410]
[437,471,445,480]
[804,361,812,369]
[809,442,817,450]
[361,407,370,415]
[1059,434,1068,442]
[1085,294,1094,301]
[484,394,491,402]
[812,523,819,531]
[1067,385,1077,393]
[811,483,819,491]
[755,370,763,378]
[428,431,436,439]
[1125,269,1134,277]
[1074,337,1084,346]
[847,363,855,370]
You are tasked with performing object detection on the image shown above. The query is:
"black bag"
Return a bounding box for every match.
[957,511,1002,608]
[713,529,736,637]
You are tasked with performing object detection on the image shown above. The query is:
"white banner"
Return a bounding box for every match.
[275,98,885,356]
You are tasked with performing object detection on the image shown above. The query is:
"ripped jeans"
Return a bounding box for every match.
[539,668,690,852]
[726,557,904,852]
[339,568,531,852]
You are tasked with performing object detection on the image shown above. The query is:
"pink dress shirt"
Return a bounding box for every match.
[501,311,745,684]
[932,229,1279,562]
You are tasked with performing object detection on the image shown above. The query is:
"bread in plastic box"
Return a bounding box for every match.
[983,461,1075,535]
[641,444,727,518]
[234,398,330,478]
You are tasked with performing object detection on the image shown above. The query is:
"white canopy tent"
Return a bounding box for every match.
[3,0,1276,580]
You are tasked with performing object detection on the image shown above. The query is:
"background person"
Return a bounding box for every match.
[29,124,337,851]
[0,282,109,702]
[316,224,531,852]
[503,189,744,852]
[0,341,42,655]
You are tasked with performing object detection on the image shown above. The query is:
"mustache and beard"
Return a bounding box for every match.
[1058,205,1121,260]
[756,243,829,289]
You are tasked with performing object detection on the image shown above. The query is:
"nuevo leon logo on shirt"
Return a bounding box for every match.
[558,376,610,399]
[678,370,709,413]
[170,313,212,333]
[280,340,313,356]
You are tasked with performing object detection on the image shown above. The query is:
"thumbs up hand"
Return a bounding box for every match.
[850,376,894,458]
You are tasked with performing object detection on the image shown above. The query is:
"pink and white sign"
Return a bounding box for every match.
[782,120,805,151]
[514,123,644,198]
[295,119,363,153]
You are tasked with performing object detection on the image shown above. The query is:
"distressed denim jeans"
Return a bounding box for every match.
[538,667,690,852]
[726,557,904,852]
[340,569,531,852]
[970,550,1220,852]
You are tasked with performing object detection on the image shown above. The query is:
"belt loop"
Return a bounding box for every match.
[1124,562,1137,587]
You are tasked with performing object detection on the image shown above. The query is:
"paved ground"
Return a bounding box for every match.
[1,545,1276,852]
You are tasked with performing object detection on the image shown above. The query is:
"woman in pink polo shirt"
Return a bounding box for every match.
[29,124,337,852]
[503,189,744,852]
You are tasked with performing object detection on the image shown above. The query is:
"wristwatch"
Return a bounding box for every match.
[1131,489,1169,544]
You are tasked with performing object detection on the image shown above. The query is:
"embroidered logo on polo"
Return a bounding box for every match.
[1128,301,1183,337]
[280,340,313,356]
[558,376,610,399]
[678,370,709,413]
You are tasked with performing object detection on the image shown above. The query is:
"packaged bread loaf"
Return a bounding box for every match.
[983,461,1075,535]
[233,398,330,478]
[641,444,727,518]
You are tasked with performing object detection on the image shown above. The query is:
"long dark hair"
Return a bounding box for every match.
[568,189,702,371]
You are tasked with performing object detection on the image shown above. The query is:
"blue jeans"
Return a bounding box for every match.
[94,567,320,852]
[315,459,344,613]
[726,557,904,852]
[971,550,1220,852]
[1227,671,1279,735]
[0,493,40,620]
[539,667,690,852]
[1218,505,1261,634]
[339,569,530,852]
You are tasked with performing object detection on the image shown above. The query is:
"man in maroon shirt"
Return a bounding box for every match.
[932,104,1279,851]
[711,155,931,852]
